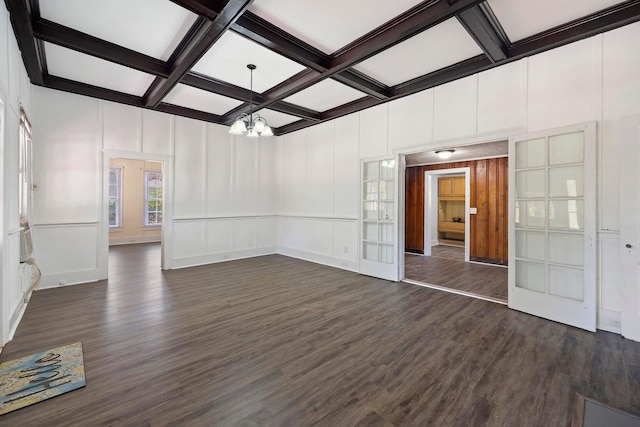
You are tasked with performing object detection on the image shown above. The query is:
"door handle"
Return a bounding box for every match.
[626,243,632,248]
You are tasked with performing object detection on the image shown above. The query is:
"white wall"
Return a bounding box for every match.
[0,2,33,345]
[31,87,278,288]
[276,21,640,333]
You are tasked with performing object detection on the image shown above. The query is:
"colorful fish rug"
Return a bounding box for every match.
[0,342,86,416]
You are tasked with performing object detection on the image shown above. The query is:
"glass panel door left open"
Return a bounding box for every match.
[360,156,399,281]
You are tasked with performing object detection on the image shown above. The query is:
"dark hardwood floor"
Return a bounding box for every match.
[405,246,508,301]
[1,243,638,426]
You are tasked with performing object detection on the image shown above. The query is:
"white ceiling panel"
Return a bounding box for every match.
[353,18,483,87]
[249,0,424,54]
[192,31,306,93]
[488,0,625,42]
[255,109,301,128]
[164,84,243,116]
[40,0,197,61]
[283,79,366,112]
[45,42,155,96]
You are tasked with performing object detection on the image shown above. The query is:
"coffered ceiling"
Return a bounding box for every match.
[5,0,640,135]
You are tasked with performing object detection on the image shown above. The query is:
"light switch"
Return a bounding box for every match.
[469,207,477,214]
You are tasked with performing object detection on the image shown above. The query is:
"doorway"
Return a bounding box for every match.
[107,157,164,278]
[402,140,509,303]
[102,151,171,278]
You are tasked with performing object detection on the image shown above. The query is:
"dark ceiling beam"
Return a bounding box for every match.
[392,55,491,97]
[221,68,321,123]
[508,0,640,58]
[455,4,508,62]
[231,12,390,99]
[144,0,254,108]
[33,18,170,78]
[43,74,226,125]
[4,0,44,84]
[44,74,145,107]
[267,101,322,122]
[334,70,391,99]
[156,102,222,123]
[169,0,219,20]
[330,0,485,70]
[232,12,329,72]
[181,72,321,121]
[227,0,483,118]
[277,0,640,135]
[182,72,257,101]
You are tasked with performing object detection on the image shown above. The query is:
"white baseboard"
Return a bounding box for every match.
[171,246,277,269]
[38,268,105,290]
[597,308,621,334]
[109,236,161,246]
[276,246,359,273]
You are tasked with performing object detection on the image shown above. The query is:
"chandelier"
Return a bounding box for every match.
[228,64,273,137]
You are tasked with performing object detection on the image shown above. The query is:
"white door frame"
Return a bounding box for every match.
[101,150,174,278]
[424,168,471,262]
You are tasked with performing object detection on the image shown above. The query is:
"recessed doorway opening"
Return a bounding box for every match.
[402,140,509,303]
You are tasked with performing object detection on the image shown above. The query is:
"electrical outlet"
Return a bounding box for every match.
[611,319,621,327]
[343,246,349,254]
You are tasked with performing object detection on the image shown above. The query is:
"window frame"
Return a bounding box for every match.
[108,167,122,228]
[144,170,163,227]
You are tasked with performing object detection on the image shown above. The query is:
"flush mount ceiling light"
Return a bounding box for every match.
[229,64,273,137]
[436,150,455,160]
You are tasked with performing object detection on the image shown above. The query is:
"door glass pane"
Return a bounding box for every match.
[380,160,395,179]
[549,200,583,230]
[515,200,546,228]
[364,161,379,180]
[364,202,378,220]
[516,138,545,169]
[516,230,545,261]
[379,202,393,221]
[379,243,394,263]
[379,223,393,243]
[515,260,545,292]
[516,169,545,198]
[379,180,394,200]
[364,182,378,200]
[549,265,584,301]
[549,132,584,165]
[549,233,584,267]
[363,242,378,261]
[363,222,378,241]
[549,166,584,197]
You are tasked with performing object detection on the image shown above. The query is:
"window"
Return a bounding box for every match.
[19,110,32,219]
[109,168,122,227]
[144,171,162,226]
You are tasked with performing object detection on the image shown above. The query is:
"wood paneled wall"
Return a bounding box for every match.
[405,158,508,264]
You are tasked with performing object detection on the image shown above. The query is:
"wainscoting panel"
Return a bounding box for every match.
[277,217,358,272]
[172,217,277,269]
[173,220,206,260]
[205,219,233,254]
[34,223,101,288]
[233,218,257,251]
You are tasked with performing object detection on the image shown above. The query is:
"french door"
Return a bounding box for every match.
[360,156,399,281]
[620,115,640,341]
[509,122,596,331]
